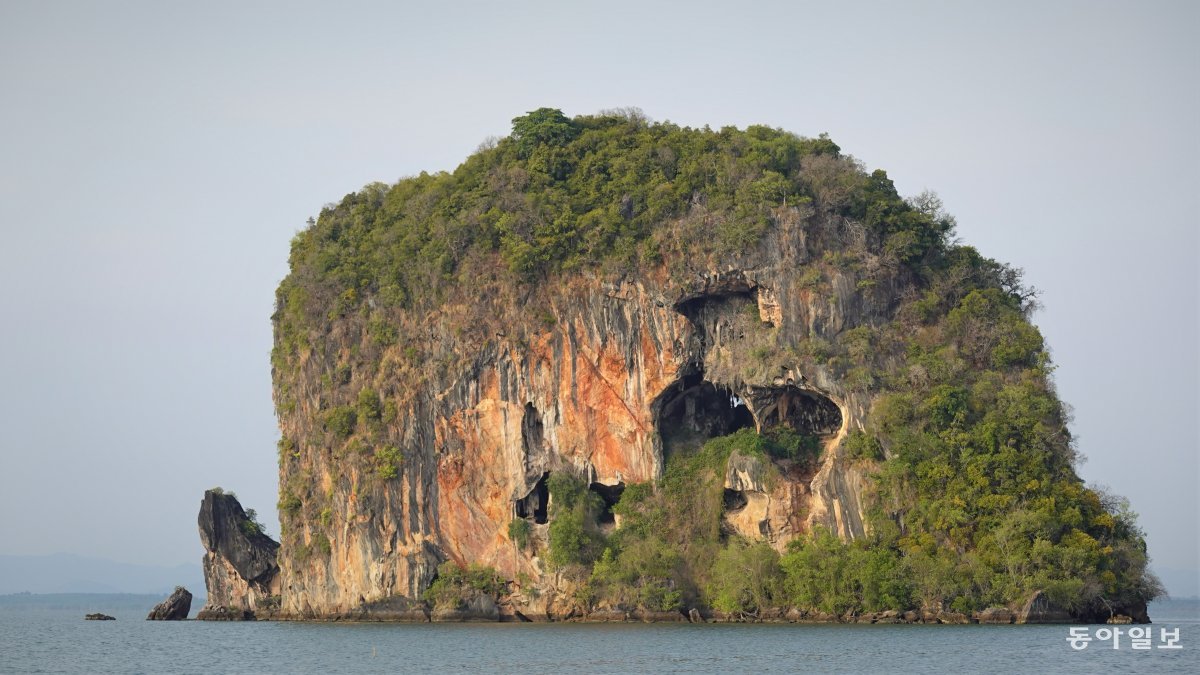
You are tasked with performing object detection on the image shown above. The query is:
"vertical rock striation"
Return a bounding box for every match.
[272,211,892,619]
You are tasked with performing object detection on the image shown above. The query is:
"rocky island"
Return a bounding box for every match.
[203,109,1160,624]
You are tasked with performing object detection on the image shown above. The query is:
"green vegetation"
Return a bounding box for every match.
[238,507,267,537]
[508,518,532,549]
[323,406,357,439]
[277,491,302,516]
[313,533,331,556]
[277,436,298,462]
[584,430,767,613]
[842,430,883,461]
[545,474,606,569]
[356,388,382,422]
[374,445,402,480]
[423,561,506,609]
[780,528,909,614]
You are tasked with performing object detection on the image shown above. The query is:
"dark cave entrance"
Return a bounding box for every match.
[515,472,549,525]
[589,482,625,526]
[516,403,549,524]
[723,488,748,513]
[653,371,756,457]
[673,290,757,328]
[521,402,544,456]
[753,386,842,437]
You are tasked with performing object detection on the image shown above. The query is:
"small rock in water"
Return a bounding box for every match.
[147,586,193,620]
[85,613,115,621]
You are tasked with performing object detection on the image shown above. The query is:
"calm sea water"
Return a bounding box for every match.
[1,601,1196,674]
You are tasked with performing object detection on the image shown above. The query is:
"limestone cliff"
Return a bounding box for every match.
[262,110,1158,622]
[274,251,891,617]
[197,489,281,620]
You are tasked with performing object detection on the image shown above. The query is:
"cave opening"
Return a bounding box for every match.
[515,472,549,525]
[723,488,748,513]
[589,482,625,526]
[653,371,756,457]
[755,386,841,437]
[673,290,757,327]
[521,402,544,455]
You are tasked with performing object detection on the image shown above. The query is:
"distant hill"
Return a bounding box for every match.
[0,554,203,596]
[0,592,169,612]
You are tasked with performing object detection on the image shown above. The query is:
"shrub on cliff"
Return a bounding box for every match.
[507,518,532,549]
[546,475,606,570]
[322,406,357,439]
[423,561,505,609]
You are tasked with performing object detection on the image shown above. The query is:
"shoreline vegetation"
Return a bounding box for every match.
[8,593,1194,623]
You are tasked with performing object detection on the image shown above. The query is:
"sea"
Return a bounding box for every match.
[0,596,1195,674]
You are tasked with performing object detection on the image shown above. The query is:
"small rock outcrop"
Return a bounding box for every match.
[196,489,281,620]
[146,586,192,620]
[976,607,1016,624]
[431,595,500,623]
[84,613,115,621]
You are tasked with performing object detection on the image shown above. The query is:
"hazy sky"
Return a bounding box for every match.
[1,1,1196,595]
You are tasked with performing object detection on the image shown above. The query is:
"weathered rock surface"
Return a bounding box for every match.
[349,596,430,622]
[935,611,970,625]
[1075,598,1150,625]
[84,613,115,621]
[146,586,192,620]
[1016,590,1072,624]
[275,256,879,618]
[976,607,1016,624]
[431,595,500,623]
[196,490,281,620]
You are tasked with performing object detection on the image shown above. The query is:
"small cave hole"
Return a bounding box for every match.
[723,488,748,513]
[515,472,549,525]
[521,402,544,455]
[589,482,625,526]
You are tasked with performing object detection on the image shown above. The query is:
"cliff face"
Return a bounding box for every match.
[263,111,1158,622]
[273,210,894,618]
[197,490,281,620]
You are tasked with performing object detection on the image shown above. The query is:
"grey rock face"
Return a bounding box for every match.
[196,490,281,620]
[976,606,1015,624]
[198,490,279,584]
[431,594,499,622]
[146,586,192,620]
